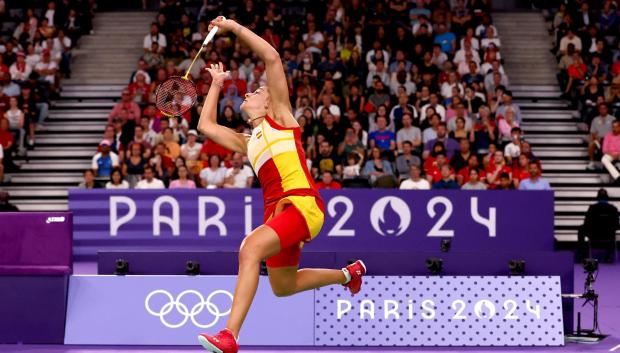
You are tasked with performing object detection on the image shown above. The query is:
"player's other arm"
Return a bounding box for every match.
[197,63,248,154]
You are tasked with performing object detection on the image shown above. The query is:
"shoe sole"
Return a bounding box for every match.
[197,335,224,353]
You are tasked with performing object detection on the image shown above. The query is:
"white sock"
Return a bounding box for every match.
[342,267,351,284]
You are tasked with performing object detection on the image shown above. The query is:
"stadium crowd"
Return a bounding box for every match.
[552,1,620,182]
[0,0,93,184]
[87,0,553,191]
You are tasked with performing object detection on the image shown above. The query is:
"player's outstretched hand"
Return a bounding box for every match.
[209,16,236,34]
[206,62,230,88]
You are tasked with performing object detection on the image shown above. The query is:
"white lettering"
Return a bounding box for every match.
[451,299,467,320]
[327,196,355,236]
[359,299,375,319]
[153,196,180,236]
[198,196,227,236]
[421,299,436,319]
[503,300,519,320]
[337,300,352,319]
[474,299,496,319]
[427,196,454,237]
[109,196,136,236]
[384,300,400,320]
[471,197,497,237]
[244,196,253,235]
[525,300,541,319]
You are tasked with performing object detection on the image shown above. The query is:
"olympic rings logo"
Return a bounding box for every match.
[145,289,233,329]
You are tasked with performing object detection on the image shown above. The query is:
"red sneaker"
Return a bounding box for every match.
[198,328,239,353]
[343,260,367,295]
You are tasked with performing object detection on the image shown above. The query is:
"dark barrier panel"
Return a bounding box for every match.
[0,212,72,344]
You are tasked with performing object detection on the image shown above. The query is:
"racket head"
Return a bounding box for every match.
[155,76,198,117]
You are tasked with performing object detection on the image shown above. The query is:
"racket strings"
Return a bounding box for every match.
[155,77,198,117]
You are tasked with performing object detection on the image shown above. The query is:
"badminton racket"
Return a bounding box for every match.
[155,18,222,117]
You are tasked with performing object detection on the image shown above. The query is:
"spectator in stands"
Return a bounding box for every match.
[143,22,167,53]
[503,127,522,164]
[199,154,226,189]
[4,96,25,154]
[518,162,551,190]
[169,164,196,189]
[312,140,341,178]
[396,112,422,153]
[78,169,97,189]
[108,90,141,124]
[495,90,522,125]
[497,172,514,190]
[432,164,459,189]
[92,139,119,177]
[486,150,512,189]
[105,167,129,189]
[9,52,31,83]
[396,141,421,181]
[136,165,165,189]
[123,142,146,188]
[423,122,459,159]
[461,168,487,190]
[601,120,620,184]
[588,104,614,170]
[400,164,430,190]
[0,191,18,211]
[364,146,394,186]
[316,171,342,189]
[223,152,253,189]
[181,129,202,172]
[369,115,396,154]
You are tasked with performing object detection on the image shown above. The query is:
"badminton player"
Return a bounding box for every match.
[196,16,366,353]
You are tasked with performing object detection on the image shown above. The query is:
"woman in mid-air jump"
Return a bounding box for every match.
[196,17,366,353]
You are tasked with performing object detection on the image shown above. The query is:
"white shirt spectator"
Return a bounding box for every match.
[475,24,498,38]
[25,53,40,67]
[366,69,390,88]
[481,38,501,49]
[559,35,582,53]
[45,9,55,26]
[504,142,521,159]
[53,36,71,51]
[365,49,390,67]
[420,103,446,122]
[200,167,226,188]
[143,33,167,51]
[91,152,119,170]
[400,178,430,190]
[136,178,166,189]
[440,81,464,99]
[316,104,341,118]
[181,142,203,162]
[460,37,479,51]
[106,180,130,189]
[225,165,254,188]
[9,62,32,81]
[35,60,58,84]
[453,49,481,65]
[389,73,416,96]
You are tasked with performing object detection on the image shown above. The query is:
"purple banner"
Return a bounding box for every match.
[316,276,564,346]
[69,189,554,255]
[64,275,563,346]
[64,275,314,345]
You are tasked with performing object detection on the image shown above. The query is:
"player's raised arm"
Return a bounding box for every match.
[197,62,248,154]
[209,17,291,119]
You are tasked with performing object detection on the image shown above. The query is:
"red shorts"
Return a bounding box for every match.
[264,195,325,268]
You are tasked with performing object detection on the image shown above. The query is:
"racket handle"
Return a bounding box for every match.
[202,16,225,47]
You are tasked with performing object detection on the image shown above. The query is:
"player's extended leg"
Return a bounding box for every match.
[267,266,346,297]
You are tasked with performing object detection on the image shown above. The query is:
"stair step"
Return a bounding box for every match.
[13,201,69,211]
[26,151,95,158]
[4,188,69,198]
[60,91,121,99]
[9,173,83,184]
[527,136,585,145]
[39,124,106,133]
[62,85,126,92]
[51,101,116,108]
[20,162,92,171]
[36,136,101,145]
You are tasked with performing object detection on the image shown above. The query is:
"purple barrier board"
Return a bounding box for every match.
[64,275,314,345]
[63,275,564,346]
[69,190,554,256]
